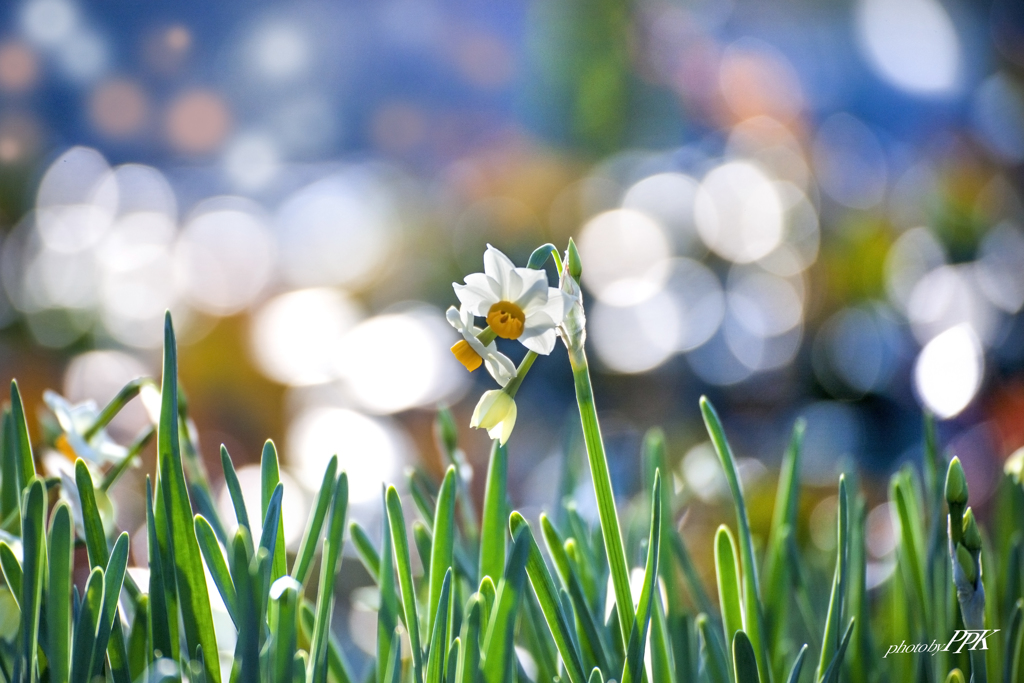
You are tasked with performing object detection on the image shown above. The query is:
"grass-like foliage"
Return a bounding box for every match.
[0,299,1022,682]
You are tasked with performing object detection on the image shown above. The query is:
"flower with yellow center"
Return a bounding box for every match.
[454,245,572,355]
[43,390,128,466]
[446,306,517,386]
[470,389,517,445]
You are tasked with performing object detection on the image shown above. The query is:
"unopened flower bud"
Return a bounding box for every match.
[470,390,518,445]
[566,237,582,280]
[961,507,982,552]
[945,457,969,507]
[955,543,977,585]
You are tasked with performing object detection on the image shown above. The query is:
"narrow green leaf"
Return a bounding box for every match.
[0,408,19,530]
[194,514,237,625]
[540,514,613,673]
[698,613,730,683]
[127,596,149,680]
[261,439,288,583]
[946,670,966,683]
[509,512,586,683]
[1007,599,1024,683]
[701,397,770,683]
[782,526,819,652]
[386,484,423,683]
[77,459,134,680]
[93,532,130,679]
[220,444,250,532]
[75,459,109,565]
[435,408,478,543]
[299,600,356,683]
[764,419,804,650]
[16,479,46,683]
[0,541,22,605]
[620,471,662,683]
[458,594,483,683]
[70,567,103,683]
[415,520,433,574]
[426,569,453,683]
[784,644,807,683]
[309,472,349,683]
[158,313,220,682]
[715,525,744,659]
[816,476,849,682]
[651,588,677,683]
[291,454,338,586]
[733,631,760,683]
[47,502,73,683]
[480,441,508,583]
[10,380,37,488]
[818,619,854,683]
[890,471,929,630]
[377,491,400,683]
[482,527,530,683]
[478,576,496,636]
[146,477,175,663]
[257,483,285,594]
[587,668,604,683]
[270,576,301,683]
[383,629,402,683]
[447,637,461,683]
[429,467,457,639]
[230,527,259,683]
[351,521,382,580]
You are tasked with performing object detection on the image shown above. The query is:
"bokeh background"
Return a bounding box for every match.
[0,0,1023,667]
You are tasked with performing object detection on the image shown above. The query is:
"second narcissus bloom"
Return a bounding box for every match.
[453,244,572,355]
[470,389,517,445]
[446,305,517,386]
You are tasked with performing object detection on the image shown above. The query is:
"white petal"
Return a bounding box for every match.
[44,390,78,433]
[525,288,572,325]
[454,274,500,316]
[483,348,517,387]
[483,245,517,292]
[519,325,558,355]
[512,268,549,311]
[505,267,524,302]
[446,306,464,330]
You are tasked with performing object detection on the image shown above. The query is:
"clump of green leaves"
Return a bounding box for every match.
[0,305,1020,683]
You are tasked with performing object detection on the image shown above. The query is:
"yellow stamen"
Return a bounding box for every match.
[451,340,483,372]
[56,434,78,462]
[487,301,525,340]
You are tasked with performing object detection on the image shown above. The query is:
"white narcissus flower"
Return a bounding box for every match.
[454,245,572,355]
[446,306,517,387]
[43,390,128,466]
[470,390,517,445]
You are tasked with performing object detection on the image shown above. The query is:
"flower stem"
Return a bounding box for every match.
[83,377,156,441]
[567,343,633,648]
[504,351,537,397]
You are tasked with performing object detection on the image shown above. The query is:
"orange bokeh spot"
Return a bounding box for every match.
[165,89,232,154]
[0,41,39,93]
[90,79,149,138]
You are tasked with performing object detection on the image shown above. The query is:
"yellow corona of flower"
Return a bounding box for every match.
[470,389,517,445]
[453,245,572,355]
[446,306,517,386]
